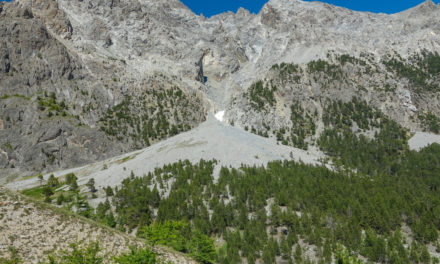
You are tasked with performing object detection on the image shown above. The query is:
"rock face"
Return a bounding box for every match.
[0,0,440,177]
[0,0,124,175]
[0,0,207,177]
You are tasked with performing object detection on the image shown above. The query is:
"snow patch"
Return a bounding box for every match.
[215,111,225,122]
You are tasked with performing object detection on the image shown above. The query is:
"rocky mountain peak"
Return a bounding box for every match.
[236,7,251,17]
[263,0,303,9]
[397,0,439,16]
[421,0,436,7]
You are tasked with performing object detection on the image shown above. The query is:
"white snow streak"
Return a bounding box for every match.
[215,111,225,122]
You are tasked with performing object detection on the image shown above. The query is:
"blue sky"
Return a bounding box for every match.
[180,0,440,17]
[1,0,439,17]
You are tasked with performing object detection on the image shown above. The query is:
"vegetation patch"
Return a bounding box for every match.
[93,147,440,264]
[245,81,277,112]
[322,97,382,131]
[21,185,46,200]
[307,59,344,81]
[99,86,203,148]
[0,94,31,100]
[271,62,302,82]
[21,173,96,217]
[37,92,69,117]
[319,98,408,174]
[138,221,216,264]
[284,102,316,150]
[117,152,141,164]
[419,111,440,134]
[3,241,159,264]
[383,51,440,92]
[334,54,367,66]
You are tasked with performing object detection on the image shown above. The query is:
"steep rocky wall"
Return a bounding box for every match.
[0,0,207,179]
[0,1,127,177]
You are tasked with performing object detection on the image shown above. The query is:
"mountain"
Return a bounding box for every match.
[0,0,440,177]
[1,0,440,179]
[2,0,440,263]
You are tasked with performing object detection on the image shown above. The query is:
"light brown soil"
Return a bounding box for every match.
[0,186,197,263]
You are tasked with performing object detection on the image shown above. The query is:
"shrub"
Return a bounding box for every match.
[113,247,156,264]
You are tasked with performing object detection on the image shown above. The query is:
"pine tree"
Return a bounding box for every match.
[87,178,96,193]
[281,236,291,260]
[106,211,116,228]
[56,193,64,205]
[294,244,302,263]
[47,174,59,188]
[70,180,79,191]
[323,239,332,263]
[38,174,44,186]
[42,186,53,203]
[421,244,431,264]
[105,186,114,197]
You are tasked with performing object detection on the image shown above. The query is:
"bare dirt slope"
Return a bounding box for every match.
[409,132,440,151]
[7,116,323,192]
[0,186,197,263]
